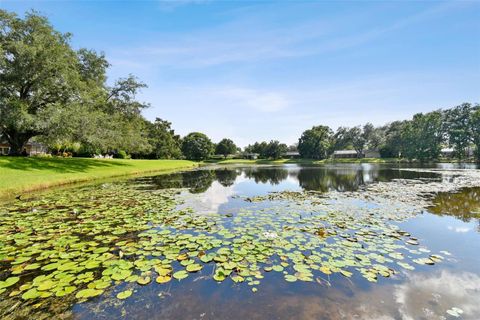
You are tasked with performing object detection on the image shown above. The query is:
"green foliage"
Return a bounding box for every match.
[0,10,150,156]
[0,10,82,154]
[115,150,129,159]
[379,121,406,158]
[346,123,382,158]
[142,118,182,159]
[215,138,237,158]
[245,141,268,156]
[181,132,214,160]
[471,107,480,161]
[444,103,474,159]
[363,123,385,151]
[245,140,287,159]
[298,125,333,159]
[331,127,351,152]
[401,111,444,161]
[264,140,288,159]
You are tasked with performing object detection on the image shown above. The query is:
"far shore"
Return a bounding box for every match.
[1,156,477,200]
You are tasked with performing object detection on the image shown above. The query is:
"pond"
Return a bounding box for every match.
[1,163,479,319]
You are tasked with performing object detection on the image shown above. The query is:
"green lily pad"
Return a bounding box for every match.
[75,288,103,299]
[156,275,172,284]
[173,270,189,280]
[284,274,297,282]
[22,288,40,300]
[0,277,20,289]
[186,263,202,272]
[137,276,151,285]
[117,289,133,300]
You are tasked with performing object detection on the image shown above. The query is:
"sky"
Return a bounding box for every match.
[1,0,479,147]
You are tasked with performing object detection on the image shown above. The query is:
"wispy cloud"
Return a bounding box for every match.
[394,270,480,319]
[110,1,466,69]
[448,226,472,233]
[139,68,479,146]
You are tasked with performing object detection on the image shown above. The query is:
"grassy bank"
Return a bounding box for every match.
[0,157,198,199]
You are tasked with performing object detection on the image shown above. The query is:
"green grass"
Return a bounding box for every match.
[0,157,198,199]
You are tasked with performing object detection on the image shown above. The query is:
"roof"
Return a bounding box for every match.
[333,150,358,155]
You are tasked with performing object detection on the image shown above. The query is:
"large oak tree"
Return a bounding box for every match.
[0,10,149,155]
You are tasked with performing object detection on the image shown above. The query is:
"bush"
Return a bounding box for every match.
[115,150,130,159]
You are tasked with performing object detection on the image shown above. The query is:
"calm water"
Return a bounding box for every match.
[1,163,479,320]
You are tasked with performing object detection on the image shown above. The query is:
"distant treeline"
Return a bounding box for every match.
[292,103,480,161]
[1,11,479,161]
[243,103,479,161]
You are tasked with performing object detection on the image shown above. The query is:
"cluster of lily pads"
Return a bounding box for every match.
[0,177,445,311]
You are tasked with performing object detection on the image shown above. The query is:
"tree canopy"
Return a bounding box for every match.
[142,118,182,159]
[0,10,82,154]
[400,111,444,161]
[298,125,332,159]
[0,10,149,155]
[215,138,237,158]
[181,132,214,160]
[245,140,287,159]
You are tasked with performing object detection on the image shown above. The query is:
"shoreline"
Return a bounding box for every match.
[1,156,477,200]
[0,157,198,200]
[203,157,478,165]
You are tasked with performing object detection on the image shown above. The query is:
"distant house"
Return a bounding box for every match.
[0,139,47,156]
[441,147,475,158]
[333,150,380,159]
[441,148,455,158]
[0,143,9,155]
[283,151,300,159]
[333,150,359,158]
[243,153,259,160]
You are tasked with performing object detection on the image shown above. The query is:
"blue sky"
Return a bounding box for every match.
[1,0,479,147]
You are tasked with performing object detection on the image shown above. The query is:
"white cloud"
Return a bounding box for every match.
[110,1,466,69]
[394,270,480,320]
[448,226,472,233]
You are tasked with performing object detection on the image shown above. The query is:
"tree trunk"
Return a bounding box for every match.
[355,149,363,158]
[4,131,34,156]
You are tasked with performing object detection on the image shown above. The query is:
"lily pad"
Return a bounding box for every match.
[156,275,172,284]
[75,288,103,299]
[186,263,203,272]
[117,289,133,300]
[173,270,189,280]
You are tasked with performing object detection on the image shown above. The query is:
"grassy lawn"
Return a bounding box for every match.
[0,157,198,199]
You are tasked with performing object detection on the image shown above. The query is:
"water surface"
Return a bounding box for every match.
[1,163,479,320]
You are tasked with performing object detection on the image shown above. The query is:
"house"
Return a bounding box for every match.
[283,151,300,159]
[333,149,380,159]
[440,148,454,158]
[333,150,360,158]
[243,153,259,160]
[0,139,47,156]
[441,147,475,158]
[0,143,9,155]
